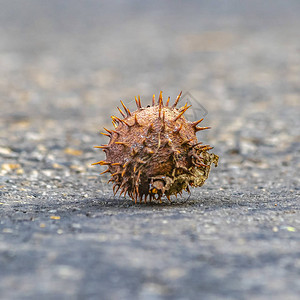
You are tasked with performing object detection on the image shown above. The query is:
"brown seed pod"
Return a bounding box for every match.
[93,91,219,203]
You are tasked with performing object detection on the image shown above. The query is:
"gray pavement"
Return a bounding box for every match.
[0,1,299,299]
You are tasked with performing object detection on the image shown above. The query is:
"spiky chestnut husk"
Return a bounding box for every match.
[93,91,219,203]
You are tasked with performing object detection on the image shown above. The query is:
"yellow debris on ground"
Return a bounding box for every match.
[64,148,83,156]
[1,163,21,171]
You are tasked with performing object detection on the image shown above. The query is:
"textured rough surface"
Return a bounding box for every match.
[94,92,218,202]
[0,1,300,300]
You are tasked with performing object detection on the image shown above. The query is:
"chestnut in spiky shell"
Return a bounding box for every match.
[93,91,219,203]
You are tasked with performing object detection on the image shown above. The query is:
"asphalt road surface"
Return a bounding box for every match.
[0,1,299,299]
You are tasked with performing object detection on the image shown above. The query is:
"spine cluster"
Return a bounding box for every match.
[93,92,218,203]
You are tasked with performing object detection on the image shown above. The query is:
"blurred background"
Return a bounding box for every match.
[1,0,299,184]
[1,0,299,176]
[0,1,300,299]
